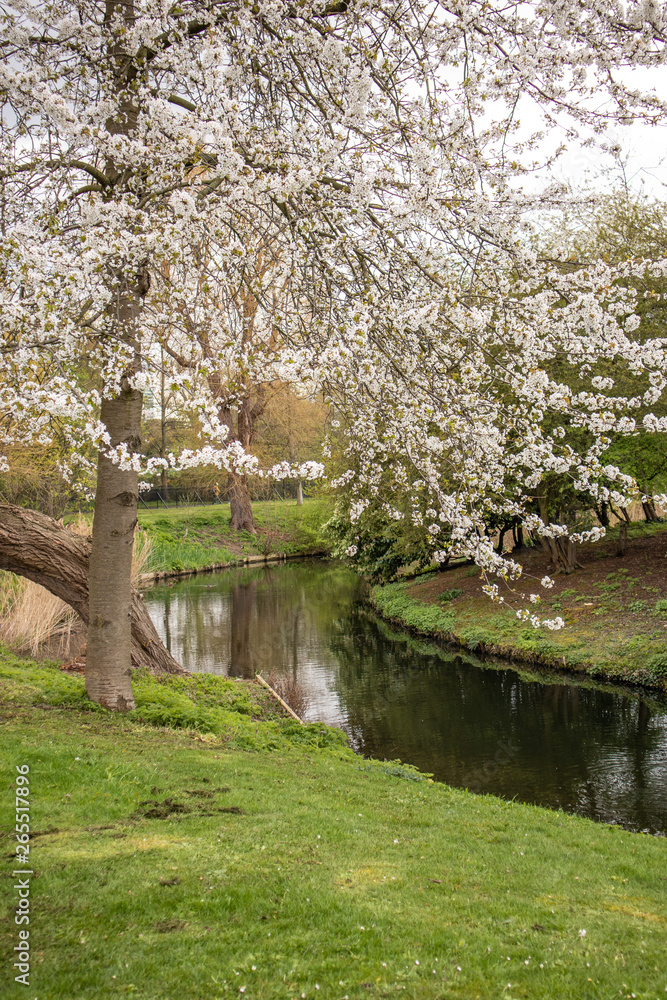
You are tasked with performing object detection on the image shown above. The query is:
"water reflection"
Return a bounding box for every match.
[145,563,359,722]
[144,561,667,832]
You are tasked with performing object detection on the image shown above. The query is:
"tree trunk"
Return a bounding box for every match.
[296,480,304,506]
[86,390,142,709]
[613,504,631,522]
[228,472,256,533]
[543,535,581,574]
[216,393,266,535]
[495,520,512,555]
[641,498,659,522]
[82,0,154,709]
[0,503,185,678]
[617,520,628,557]
[537,495,580,574]
[594,501,610,528]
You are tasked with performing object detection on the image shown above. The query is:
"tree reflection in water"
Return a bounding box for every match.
[144,562,667,832]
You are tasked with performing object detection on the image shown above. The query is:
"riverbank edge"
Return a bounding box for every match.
[368,585,667,695]
[137,548,329,588]
[138,552,667,695]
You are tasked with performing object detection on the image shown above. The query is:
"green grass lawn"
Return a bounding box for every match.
[1,652,666,999]
[136,497,333,574]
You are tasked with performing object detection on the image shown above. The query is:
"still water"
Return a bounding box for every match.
[144,560,667,833]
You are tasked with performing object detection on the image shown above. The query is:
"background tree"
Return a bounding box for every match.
[568,195,667,522]
[527,193,667,553]
[156,242,296,532]
[254,389,328,506]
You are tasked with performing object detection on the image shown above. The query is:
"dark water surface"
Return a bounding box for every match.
[144,561,667,832]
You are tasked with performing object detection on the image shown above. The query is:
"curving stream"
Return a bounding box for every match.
[144,560,667,833]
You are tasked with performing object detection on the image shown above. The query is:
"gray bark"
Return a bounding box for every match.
[86,389,144,709]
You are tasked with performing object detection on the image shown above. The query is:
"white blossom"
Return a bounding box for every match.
[0,0,665,622]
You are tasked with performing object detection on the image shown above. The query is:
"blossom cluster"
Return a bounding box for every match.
[1,0,666,628]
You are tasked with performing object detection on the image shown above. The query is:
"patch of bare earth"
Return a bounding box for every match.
[403,526,667,686]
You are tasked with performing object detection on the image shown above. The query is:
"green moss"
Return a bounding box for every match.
[0,652,353,757]
[371,582,456,636]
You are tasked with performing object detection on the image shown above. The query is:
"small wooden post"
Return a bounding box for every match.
[255,673,303,723]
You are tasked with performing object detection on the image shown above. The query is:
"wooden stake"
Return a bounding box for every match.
[255,673,303,724]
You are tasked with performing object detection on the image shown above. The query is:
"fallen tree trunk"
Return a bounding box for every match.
[0,504,185,675]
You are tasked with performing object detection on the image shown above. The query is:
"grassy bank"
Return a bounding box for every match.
[1,652,666,999]
[135,497,333,576]
[371,521,667,692]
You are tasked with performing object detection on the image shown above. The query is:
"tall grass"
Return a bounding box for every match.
[130,526,153,585]
[0,521,153,658]
[0,575,79,657]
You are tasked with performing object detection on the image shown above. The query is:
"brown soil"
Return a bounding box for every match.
[397,522,667,690]
[415,527,667,617]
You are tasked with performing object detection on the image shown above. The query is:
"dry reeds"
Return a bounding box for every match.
[131,526,153,586]
[0,519,153,659]
[263,671,309,720]
[0,574,79,657]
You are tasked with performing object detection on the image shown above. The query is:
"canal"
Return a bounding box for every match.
[144,560,667,833]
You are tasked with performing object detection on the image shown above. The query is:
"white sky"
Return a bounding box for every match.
[552,120,667,198]
[521,62,667,200]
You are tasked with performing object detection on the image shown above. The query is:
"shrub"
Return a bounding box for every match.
[439,587,463,603]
